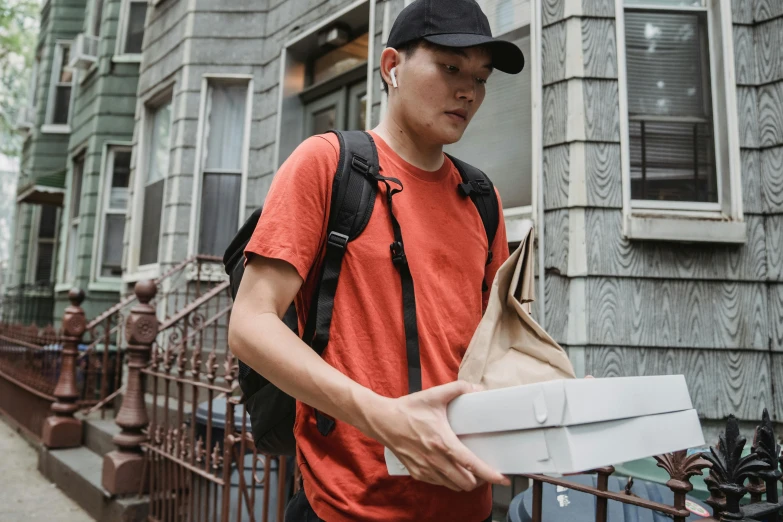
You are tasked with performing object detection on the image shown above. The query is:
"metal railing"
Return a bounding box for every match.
[520,411,782,522]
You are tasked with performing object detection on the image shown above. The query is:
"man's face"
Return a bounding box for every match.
[394,43,493,145]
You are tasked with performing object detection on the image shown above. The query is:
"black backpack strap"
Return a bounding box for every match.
[301,130,379,436]
[445,154,500,292]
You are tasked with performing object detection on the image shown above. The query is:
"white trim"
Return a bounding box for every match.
[61,149,87,285]
[282,0,369,50]
[566,278,588,345]
[615,0,743,241]
[122,264,160,284]
[15,184,65,204]
[88,281,123,293]
[624,3,707,11]
[564,18,585,78]
[625,215,746,243]
[566,79,586,142]
[188,76,253,257]
[365,0,376,130]
[25,205,41,284]
[272,47,287,171]
[55,283,73,293]
[532,0,546,327]
[112,54,142,63]
[93,142,133,284]
[504,206,534,243]
[567,208,588,276]
[568,142,588,207]
[40,124,71,134]
[379,0,391,119]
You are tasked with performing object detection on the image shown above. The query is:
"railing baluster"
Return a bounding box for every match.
[595,466,613,522]
[102,280,158,495]
[531,479,542,522]
[42,288,86,448]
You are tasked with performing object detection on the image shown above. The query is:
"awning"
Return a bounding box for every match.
[16,184,65,205]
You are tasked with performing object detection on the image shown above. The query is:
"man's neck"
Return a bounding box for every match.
[373,113,445,172]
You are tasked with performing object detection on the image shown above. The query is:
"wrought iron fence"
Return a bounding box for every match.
[136,278,292,521]
[519,412,783,522]
[0,282,56,326]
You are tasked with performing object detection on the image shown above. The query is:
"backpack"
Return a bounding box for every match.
[224,130,499,456]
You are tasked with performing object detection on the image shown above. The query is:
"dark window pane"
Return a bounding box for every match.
[38,205,58,239]
[625,11,711,118]
[110,151,131,209]
[630,120,717,202]
[93,0,104,36]
[311,107,336,135]
[139,178,164,265]
[35,243,54,283]
[53,86,71,124]
[60,47,73,83]
[101,214,125,277]
[71,156,84,217]
[124,2,147,54]
[199,172,241,256]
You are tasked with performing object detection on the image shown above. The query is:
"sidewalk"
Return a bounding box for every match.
[0,416,93,522]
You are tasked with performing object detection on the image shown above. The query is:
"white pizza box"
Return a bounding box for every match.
[385,375,705,475]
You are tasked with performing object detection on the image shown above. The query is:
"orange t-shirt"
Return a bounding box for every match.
[245,131,509,522]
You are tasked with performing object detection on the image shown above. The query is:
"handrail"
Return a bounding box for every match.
[158,281,230,332]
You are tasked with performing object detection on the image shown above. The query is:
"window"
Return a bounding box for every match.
[618,0,743,242]
[197,81,250,257]
[625,2,716,204]
[33,205,58,284]
[139,100,172,266]
[65,154,84,282]
[116,0,147,57]
[276,2,371,167]
[97,147,131,278]
[444,4,531,211]
[46,42,74,127]
[92,0,105,37]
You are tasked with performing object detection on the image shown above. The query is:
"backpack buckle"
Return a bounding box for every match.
[458,179,491,197]
[390,241,407,267]
[351,155,370,174]
[327,231,349,250]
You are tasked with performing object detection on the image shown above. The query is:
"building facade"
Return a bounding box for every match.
[10,0,783,432]
[11,0,146,321]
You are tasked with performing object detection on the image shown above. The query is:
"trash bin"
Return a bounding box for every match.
[192,398,296,520]
[507,474,712,522]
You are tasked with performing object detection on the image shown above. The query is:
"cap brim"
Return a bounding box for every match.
[423,33,525,74]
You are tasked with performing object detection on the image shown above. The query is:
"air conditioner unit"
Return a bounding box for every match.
[69,33,99,70]
[15,105,34,132]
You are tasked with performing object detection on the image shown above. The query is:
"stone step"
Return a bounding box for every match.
[38,445,148,522]
[82,418,121,457]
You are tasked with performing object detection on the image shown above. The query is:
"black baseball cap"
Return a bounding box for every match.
[387,0,525,75]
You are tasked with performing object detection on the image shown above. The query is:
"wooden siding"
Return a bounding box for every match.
[540,0,783,422]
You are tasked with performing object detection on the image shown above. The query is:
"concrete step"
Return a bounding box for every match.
[38,445,148,522]
[82,418,121,457]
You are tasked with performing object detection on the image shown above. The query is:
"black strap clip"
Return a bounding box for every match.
[458,179,491,197]
[390,241,408,267]
[327,231,349,250]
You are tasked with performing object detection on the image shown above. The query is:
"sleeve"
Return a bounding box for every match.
[482,189,509,311]
[244,134,340,282]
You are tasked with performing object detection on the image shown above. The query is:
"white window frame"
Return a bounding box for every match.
[90,0,105,37]
[125,85,174,283]
[188,74,253,258]
[91,142,132,290]
[43,40,75,134]
[114,0,146,63]
[25,205,60,285]
[616,0,744,243]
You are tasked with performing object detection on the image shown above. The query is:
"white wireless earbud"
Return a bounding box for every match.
[390,67,399,88]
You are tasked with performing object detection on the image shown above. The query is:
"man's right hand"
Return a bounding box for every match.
[361,380,510,492]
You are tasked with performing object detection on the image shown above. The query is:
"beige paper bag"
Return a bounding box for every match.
[459,220,576,389]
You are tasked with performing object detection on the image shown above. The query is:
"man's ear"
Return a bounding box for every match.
[380,48,402,90]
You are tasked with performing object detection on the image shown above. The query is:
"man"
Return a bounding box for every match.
[228,0,525,520]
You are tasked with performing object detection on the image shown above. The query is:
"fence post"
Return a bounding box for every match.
[42,288,86,448]
[102,280,158,495]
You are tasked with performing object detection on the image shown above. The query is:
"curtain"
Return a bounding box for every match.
[199,83,247,256]
[203,84,247,171]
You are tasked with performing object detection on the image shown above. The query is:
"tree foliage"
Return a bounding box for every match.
[0,0,40,157]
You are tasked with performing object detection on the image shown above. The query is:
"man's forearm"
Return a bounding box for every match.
[228,308,385,435]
